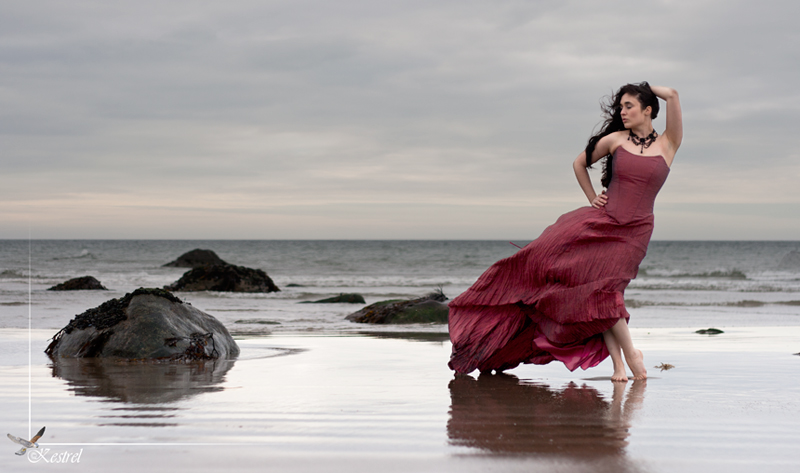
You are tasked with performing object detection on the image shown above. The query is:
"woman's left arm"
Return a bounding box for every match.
[650,86,682,152]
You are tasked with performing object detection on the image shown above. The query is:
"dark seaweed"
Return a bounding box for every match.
[165,332,219,361]
[49,288,182,347]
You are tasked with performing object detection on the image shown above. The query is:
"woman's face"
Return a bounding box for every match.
[619,93,650,129]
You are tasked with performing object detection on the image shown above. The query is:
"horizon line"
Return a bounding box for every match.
[2,238,800,242]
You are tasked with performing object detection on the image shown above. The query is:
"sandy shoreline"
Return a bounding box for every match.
[2,327,800,472]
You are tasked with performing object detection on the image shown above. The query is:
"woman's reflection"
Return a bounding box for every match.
[448,373,645,458]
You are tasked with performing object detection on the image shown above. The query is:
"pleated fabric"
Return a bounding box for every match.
[448,147,670,374]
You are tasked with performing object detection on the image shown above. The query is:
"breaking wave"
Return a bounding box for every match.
[53,249,96,260]
[639,268,747,279]
[625,299,800,308]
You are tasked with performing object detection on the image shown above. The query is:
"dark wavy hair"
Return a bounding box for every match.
[584,82,659,188]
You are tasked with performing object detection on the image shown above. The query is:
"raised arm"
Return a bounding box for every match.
[650,86,682,153]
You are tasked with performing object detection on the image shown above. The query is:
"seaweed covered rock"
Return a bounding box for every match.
[45,288,239,360]
[301,293,366,304]
[48,276,107,291]
[165,264,280,293]
[346,290,449,324]
[163,249,228,268]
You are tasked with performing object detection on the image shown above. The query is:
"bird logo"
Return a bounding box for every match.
[7,427,46,456]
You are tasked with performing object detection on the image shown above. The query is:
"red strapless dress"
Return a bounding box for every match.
[448,147,670,374]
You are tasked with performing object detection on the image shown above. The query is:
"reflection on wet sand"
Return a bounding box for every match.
[50,359,235,427]
[359,331,451,343]
[448,373,646,467]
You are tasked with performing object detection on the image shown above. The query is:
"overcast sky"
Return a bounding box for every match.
[2,0,798,240]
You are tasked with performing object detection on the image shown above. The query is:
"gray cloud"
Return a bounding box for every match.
[1,0,799,238]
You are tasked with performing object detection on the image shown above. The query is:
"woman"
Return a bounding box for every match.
[448,82,682,382]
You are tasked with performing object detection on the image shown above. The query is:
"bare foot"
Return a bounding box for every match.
[611,367,628,383]
[610,359,628,382]
[626,349,648,380]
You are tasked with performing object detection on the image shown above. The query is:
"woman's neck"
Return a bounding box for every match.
[629,122,654,138]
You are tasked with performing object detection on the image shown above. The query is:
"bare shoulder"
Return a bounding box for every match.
[603,131,628,155]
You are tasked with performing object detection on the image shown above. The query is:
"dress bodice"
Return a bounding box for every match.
[603,147,670,224]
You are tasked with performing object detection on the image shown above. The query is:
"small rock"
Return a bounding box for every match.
[165,264,279,293]
[346,290,449,324]
[234,319,281,325]
[695,328,724,335]
[301,293,366,304]
[48,276,108,291]
[163,249,228,268]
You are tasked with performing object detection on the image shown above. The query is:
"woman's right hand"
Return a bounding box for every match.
[592,190,608,208]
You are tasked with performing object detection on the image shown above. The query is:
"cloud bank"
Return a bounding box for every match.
[2,0,799,239]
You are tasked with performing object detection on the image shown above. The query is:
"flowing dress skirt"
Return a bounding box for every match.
[447,206,654,374]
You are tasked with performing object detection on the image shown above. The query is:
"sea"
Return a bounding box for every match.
[1,240,799,335]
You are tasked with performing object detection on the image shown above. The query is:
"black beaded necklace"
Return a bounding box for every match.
[628,129,658,153]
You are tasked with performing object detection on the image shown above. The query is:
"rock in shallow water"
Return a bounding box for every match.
[163,249,228,268]
[48,276,107,291]
[695,328,724,335]
[45,288,239,360]
[346,290,449,324]
[165,264,280,293]
[301,293,366,304]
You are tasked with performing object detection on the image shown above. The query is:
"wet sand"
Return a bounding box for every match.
[2,327,800,472]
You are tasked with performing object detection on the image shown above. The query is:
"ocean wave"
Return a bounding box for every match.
[0,269,50,280]
[638,268,747,279]
[272,276,474,289]
[630,283,793,292]
[725,300,766,307]
[777,300,800,306]
[0,270,26,279]
[625,299,800,308]
[52,249,96,260]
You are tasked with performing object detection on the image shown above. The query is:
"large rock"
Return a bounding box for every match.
[48,276,107,291]
[165,264,280,293]
[346,290,449,324]
[163,249,228,268]
[45,288,239,360]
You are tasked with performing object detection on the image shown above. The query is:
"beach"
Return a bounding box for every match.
[1,240,800,471]
[1,327,799,472]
